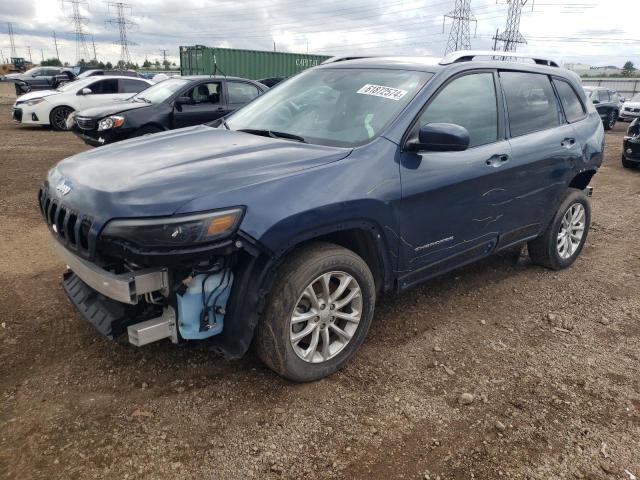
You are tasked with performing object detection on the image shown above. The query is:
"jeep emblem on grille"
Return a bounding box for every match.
[56,180,72,196]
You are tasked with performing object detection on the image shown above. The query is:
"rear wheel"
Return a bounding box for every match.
[604,111,616,130]
[49,106,74,131]
[528,189,591,270]
[256,242,376,382]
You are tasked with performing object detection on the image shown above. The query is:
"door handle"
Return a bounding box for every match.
[561,137,576,149]
[485,154,511,167]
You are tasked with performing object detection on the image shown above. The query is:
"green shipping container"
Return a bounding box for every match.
[180,46,331,80]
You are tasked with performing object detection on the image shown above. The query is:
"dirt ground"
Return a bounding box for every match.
[0,85,638,480]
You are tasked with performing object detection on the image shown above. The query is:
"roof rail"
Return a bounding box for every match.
[440,50,559,68]
[321,55,373,65]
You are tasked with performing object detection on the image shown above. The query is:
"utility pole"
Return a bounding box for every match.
[7,22,17,57]
[92,35,97,61]
[443,0,477,54]
[63,0,91,62]
[493,0,529,53]
[0,49,4,63]
[53,31,60,61]
[160,49,168,66]
[40,48,45,63]
[27,46,32,63]
[106,2,137,66]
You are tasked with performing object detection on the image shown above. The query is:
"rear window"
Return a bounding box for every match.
[501,72,560,137]
[553,79,586,123]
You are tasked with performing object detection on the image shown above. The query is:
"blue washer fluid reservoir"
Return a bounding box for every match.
[177,271,233,340]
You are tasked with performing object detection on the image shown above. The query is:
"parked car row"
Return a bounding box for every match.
[36,51,607,381]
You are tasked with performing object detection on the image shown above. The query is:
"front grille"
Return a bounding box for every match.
[76,117,96,130]
[12,108,23,122]
[38,186,93,255]
[625,107,640,113]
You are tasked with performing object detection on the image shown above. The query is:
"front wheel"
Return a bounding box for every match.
[528,189,591,270]
[256,242,376,382]
[49,106,74,131]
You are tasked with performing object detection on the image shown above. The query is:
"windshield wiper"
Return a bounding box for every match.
[238,128,306,143]
[136,96,151,103]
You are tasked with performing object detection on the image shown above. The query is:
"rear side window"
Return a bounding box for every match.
[600,90,610,102]
[553,79,586,123]
[227,82,261,104]
[119,79,148,93]
[416,72,498,148]
[500,72,560,137]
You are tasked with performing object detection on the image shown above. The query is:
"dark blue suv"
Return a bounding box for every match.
[40,52,604,381]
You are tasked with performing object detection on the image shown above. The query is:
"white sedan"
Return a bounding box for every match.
[619,93,640,122]
[10,75,153,130]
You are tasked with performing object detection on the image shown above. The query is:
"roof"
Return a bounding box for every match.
[179,75,262,82]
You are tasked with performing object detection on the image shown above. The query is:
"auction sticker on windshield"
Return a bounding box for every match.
[357,84,408,101]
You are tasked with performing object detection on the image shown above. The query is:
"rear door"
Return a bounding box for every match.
[172,81,225,128]
[499,70,583,239]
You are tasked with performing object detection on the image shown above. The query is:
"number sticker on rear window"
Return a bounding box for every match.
[357,84,408,101]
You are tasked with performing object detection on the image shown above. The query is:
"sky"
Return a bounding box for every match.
[0,0,637,68]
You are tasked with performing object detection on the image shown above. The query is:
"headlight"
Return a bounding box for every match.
[101,208,244,247]
[24,98,45,107]
[97,115,125,131]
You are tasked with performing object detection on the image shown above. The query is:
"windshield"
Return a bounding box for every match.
[631,94,640,103]
[76,70,97,79]
[22,67,39,75]
[132,78,189,103]
[226,68,432,147]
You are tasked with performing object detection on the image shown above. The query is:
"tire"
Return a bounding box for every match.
[604,111,616,130]
[129,125,163,139]
[256,242,376,382]
[528,189,591,270]
[49,106,74,131]
[622,154,636,169]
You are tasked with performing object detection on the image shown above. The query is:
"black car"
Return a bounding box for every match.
[2,66,76,95]
[583,86,620,130]
[622,118,640,168]
[71,76,267,146]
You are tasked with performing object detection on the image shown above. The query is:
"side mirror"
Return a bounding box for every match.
[592,99,599,104]
[80,87,92,95]
[175,96,193,106]
[406,123,470,152]
[620,98,626,103]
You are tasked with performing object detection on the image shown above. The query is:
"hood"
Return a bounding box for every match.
[76,100,150,118]
[15,89,59,103]
[47,125,351,219]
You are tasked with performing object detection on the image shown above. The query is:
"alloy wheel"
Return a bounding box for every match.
[289,271,362,363]
[557,203,585,259]
[53,107,73,130]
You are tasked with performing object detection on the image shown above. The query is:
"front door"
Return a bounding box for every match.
[396,71,514,288]
[77,78,127,109]
[173,81,225,128]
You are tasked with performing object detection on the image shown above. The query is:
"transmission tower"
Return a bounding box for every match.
[63,0,91,62]
[106,2,137,65]
[443,0,477,54]
[7,22,17,57]
[493,0,528,53]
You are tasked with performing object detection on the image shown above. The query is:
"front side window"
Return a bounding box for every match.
[227,82,260,104]
[553,79,586,123]
[501,71,560,137]
[416,72,498,148]
[599,90,610,102]
[90,79,118,94]
[186,82,221,104]
[226,68,432,147]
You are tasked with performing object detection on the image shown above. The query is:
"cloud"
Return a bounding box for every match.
[0,0,637,68]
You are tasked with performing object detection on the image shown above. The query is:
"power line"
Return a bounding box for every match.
[63,0,91,62]
[7,22,16,57]
[443,0,477,54]
[52,31,60,61]
[106,2,137,65]
[493,0,529,53]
